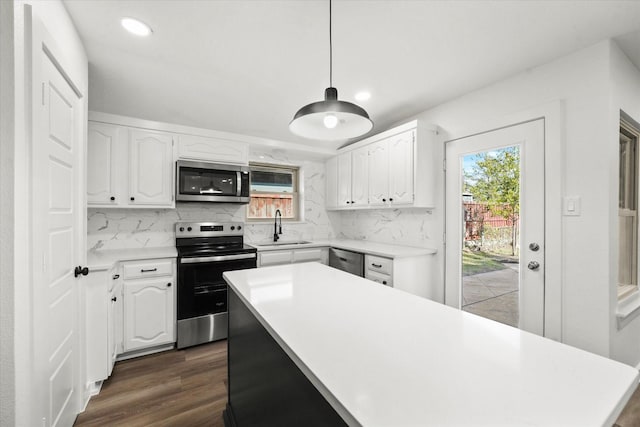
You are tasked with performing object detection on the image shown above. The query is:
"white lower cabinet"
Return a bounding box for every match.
[107,273,123,376]
[258,247,329,267]
[123,259,176,352]
[86,265,122,386]
[365,254,394,287]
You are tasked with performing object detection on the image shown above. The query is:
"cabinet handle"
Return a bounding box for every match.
[111,296,117,302]
[74,266,89,278]
[382,198,386,202]
[371,263,382,268]
[382,281,387,285]
[167,283,172,287]
[110,196,115,201]
[130,196,135,201]
[389,198,393,202]
[112,274,120,280]
[215,302,224,307]
[141,268,157,273]
[346,201,351,204]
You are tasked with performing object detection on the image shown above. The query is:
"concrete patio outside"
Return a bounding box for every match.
[462,262,520,328]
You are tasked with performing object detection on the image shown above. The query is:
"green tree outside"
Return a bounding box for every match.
[465,146,520,256]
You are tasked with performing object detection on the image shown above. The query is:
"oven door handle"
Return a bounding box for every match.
[180,253,257,264]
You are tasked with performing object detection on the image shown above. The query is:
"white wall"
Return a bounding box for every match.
[12,1,88,424]
[87,151,338,250]
[609,42,640,367]
[343,41,614,357]
[0,0,15,424]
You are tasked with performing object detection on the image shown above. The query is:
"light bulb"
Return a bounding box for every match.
[323,113,338,129]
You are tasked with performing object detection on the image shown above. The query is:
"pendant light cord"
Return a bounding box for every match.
[329,0,333,88]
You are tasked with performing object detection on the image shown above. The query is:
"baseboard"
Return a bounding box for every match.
[116,343,175,362]
[635,360,640,373]
[81,381,103,412]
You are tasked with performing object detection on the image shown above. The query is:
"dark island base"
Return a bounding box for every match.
[223,289,348,427]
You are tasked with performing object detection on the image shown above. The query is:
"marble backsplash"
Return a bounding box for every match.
[86,158,339,251]
[337,208,439,250]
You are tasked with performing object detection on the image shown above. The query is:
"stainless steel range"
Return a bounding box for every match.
[175,221,257,349]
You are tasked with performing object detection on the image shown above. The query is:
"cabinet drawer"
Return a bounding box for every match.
[259,251,293,267]
[365,254,393,275]
[365,269,393,287]
[292,248,325,263]
[123,260,173,280]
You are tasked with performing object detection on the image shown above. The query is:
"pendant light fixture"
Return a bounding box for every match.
[289,0,373,141]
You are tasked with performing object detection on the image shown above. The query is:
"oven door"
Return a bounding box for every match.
[177,253,256,320]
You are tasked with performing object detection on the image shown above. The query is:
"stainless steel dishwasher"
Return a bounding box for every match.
[329,248,364,277]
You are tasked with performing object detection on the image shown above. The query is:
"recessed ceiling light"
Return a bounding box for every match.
[121,17,152,37]
[355,91,371,102]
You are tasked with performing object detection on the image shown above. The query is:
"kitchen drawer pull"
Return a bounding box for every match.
[371,263,382,268]
[141,268,158,273]
[339,257,348,262]
[112,274,120,280]
[215,302,225,307]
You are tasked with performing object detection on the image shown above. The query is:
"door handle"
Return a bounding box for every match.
[529,242,540,251]
[527,261,540,271]
[74,266,89,278]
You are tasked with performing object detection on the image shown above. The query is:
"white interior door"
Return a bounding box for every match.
[31,23,84,427]
[445,120,545,335]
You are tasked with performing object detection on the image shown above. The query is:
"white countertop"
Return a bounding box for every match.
[224,263,639,427]
[249,239,435,258]
[87,247,177,270]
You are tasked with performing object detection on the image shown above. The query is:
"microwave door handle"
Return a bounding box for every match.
[236,171,242,196]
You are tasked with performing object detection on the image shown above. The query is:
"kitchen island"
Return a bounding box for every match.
[223,262,638,426]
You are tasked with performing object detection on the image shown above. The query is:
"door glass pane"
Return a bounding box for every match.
[461,146,520,328]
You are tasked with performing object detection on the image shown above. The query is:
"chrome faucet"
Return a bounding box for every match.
[273,209,282,242]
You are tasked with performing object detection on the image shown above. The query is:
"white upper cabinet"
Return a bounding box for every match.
[351,147,369,207]
[326,121,438,210]
[367,140,389,207]
[87,122,175,208]
[335,147,368,208]
[325,156,338,209]
[87,122,120,205]
[337,152,352,207]
[129,129,174,206]
[177,134,249,165]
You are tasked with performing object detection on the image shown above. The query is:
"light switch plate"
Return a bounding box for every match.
[563,196,581,216]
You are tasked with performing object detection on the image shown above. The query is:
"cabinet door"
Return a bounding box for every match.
[109,278,123,374]
[128,129,174,206]
[123,279,175,352]
[259,250,293,267]
[388,130,415,205]
[87,122,120,205]
[178,134,248,165]
[368,140,389,206]
[351,147,369,207]
[337,152,352,207]
[325,156,338,209]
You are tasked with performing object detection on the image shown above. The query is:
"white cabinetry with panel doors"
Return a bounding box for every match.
[177,133,249,165]
[87,121,175,208]
[258,247,329,267]
[122,258,176,352]
[325,120,439,210]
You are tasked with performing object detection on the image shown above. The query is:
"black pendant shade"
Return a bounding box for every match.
[289,87,373,141]
[289,1,373,141]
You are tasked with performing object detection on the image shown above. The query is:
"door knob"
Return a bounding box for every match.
[527,261,540,271]
[529,242,540,251]
[74,266,89,277]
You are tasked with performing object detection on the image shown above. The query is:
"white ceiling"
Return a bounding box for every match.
[63,0,640,151]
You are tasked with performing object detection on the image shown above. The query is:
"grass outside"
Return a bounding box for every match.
[462,249,509,276]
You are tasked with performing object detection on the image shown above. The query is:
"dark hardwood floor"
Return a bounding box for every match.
[76,339,640,426]
[74,340,227,427]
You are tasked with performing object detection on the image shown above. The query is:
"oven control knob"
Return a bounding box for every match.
[230,226,235,230]
[238,225,242,230]
[179,227,184,232]
[187,227,192,232]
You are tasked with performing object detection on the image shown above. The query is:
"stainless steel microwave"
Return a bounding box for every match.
[176,160,251,203]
